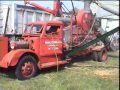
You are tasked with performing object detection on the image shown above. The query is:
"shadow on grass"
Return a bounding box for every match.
[108,55,119,58]
[0,51,119,80]
[66,55,92,66]
[0,66,65,80]
[71,64,119,68]
[71,56,91,63]
[37,65,66,75]
[67,53,119,68]
[0,56,95,80]
[0,67,16,80]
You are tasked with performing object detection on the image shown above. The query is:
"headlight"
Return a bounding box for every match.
[10,40,29,49]
[10,41,16,49]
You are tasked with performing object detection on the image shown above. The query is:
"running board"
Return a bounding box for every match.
[41,61,68,69]
[67,27,119,57]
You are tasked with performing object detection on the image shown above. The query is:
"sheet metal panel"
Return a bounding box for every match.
[0,3,54,35]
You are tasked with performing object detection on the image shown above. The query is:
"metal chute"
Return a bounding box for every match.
[94,1,119,16]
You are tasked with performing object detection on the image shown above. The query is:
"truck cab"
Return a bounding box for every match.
[0,21,68,80]
[22,21,65,64]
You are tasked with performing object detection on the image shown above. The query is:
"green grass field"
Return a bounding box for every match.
[0,51,119,90]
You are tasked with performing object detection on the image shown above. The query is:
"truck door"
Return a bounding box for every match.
[39,25,63,56]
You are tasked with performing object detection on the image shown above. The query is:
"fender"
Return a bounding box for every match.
[91,45,105,51]
[0,49,40,68]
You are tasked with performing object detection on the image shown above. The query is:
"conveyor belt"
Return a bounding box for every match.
[67,27,119,57]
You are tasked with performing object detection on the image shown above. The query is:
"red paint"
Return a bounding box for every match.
[0,19,107,69]
[0,49,40,68]
[0,1,109,80]
[0,21,66,69]
[77,10,93,31]
[91,45,105,51]
[21,61,35,78]
[102,52,108,61]
[0,36,8,61]
[25,0,61,16]
[41,60,68,69]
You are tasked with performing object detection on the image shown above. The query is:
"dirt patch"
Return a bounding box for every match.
[94,70,113,78]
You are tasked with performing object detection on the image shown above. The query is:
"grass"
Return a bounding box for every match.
[0,51,119,90]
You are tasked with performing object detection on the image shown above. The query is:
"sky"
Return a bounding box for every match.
[0,1,119,17]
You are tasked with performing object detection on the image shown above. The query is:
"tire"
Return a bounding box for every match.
[91,52,98,61]
[15,55,38,80]
[97,48,108,62]
[91,48,108,62]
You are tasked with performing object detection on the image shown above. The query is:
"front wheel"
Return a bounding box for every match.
[15,55,38,80]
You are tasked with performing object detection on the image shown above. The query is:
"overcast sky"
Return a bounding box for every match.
[0,1,119,17]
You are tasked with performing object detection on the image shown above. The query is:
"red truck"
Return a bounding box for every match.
[0,0,112,80]
[0,20,108,80]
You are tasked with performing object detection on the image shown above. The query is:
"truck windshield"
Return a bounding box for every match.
[24,25,43,34]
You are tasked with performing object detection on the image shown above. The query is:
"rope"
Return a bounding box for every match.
[61,6,70,16]
[61,3,71,17]
[67,1,102,48]
[69,14,97,48]
[50,33,59,72]
[77,14,96,45]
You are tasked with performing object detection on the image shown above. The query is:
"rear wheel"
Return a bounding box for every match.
[97,48,108,62]
[91,48,108,62]
[91,52,98,61]
[15,55,38,80]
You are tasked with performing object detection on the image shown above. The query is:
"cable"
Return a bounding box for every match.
[61,3,71,17]
[61,5,70,16]
[69,14,97,48]
[62,2,70,13]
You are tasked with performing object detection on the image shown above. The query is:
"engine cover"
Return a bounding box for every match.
[76,10,93,31]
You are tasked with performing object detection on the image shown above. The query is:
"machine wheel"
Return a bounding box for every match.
[97,48,108,62]
[91,48,108,62]
[91,52,98,61]
[15,55,38,80]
